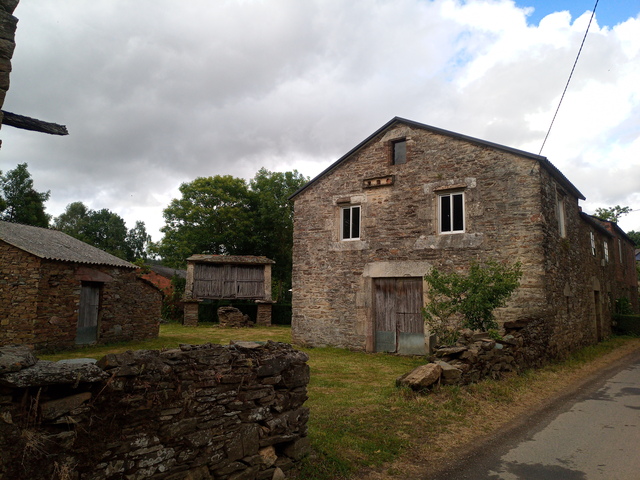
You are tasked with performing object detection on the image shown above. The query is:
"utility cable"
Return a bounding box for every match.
[539,0,600,156]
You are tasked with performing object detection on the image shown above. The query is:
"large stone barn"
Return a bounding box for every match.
[290,117,638,357]
[0,221,161,349]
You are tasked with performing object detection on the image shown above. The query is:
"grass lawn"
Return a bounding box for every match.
[38,325,640,480]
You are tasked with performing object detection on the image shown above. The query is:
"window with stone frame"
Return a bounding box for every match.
[556,195,566,237]
[391,139,406,165]
[603,240,609,263]
[438,191,465,233]
[341,204,361,240]
[590,231,596,256]
[618,238,623,264]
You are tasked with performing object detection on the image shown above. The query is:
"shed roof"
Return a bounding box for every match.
[187,254,275,265]
[289,117,585,201]
[0,221,135,268]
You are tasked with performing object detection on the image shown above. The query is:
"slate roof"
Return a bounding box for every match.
[187,254,275,265]
[0,220,135,268]
[289,117,586,201]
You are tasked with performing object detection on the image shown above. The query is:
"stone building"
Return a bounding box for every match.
[0,221,161,349]
[290,117,638,357]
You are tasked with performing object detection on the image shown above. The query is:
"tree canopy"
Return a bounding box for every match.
[594,205,632,223]
[54,202,151,261]
[626,230,640,247]
[154,168,308,301]
[0,163,51,227]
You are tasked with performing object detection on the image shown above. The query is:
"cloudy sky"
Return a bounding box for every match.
[1,0,639,240]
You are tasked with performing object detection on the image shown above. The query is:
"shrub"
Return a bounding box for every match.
[423,261,522,343]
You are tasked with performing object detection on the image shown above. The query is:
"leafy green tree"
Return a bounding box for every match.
[423,261,523,342]
[155,175,254,266]
[626,230,640,247]
[249,168,308,300]
[594,205,632,223]
[53,201,89,237]
[54,202,150,261]
[126,220,151,261]
[153,169,308,301]
[0,163,51,227]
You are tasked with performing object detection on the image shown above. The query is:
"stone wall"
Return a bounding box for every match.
[0,240,41,345]
[0,342,310,479]
[0,242,162,349]
[398,324,556,389]
[0,0,18,138]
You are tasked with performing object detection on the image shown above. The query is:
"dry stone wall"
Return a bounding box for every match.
[397,324,553,390]
[0,342,310,480]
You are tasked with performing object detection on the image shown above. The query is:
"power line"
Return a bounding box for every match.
[539,0,600,156]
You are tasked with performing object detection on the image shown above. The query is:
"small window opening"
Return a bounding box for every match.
[439,192,464,233]
[392,140,406,165]
[341,205,361,240]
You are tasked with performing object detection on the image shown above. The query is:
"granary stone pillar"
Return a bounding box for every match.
[183,299,200,327]
[256,301,273,326]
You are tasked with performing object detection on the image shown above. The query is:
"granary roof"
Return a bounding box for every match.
[0,221,135,268]
[186,254,275,265]
[289,116,585,201]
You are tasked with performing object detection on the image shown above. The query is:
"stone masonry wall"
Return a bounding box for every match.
[0,240,41,345]
[0,0,19,137]
[0,342,310,480]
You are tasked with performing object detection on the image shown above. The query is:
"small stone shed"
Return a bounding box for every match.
[0,221,161,349]
[183,255,275,326]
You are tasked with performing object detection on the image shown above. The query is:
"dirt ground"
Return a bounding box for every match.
[357,338,640,480]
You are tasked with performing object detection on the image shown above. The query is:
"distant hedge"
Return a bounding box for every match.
[613,314,640,336]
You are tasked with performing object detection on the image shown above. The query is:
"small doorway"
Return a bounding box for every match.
[374,277,425,355]
[77,282,101,344]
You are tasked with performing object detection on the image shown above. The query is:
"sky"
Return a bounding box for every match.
[1,0,639,241]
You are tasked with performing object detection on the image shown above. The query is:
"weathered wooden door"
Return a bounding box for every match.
[374,277,425,355]
[77,282,100,344]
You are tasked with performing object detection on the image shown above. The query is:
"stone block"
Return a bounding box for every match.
[396,363,442,390]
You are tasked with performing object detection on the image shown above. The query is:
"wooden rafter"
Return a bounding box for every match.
[1,110,68,135]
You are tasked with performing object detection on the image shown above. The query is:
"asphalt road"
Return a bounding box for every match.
[431,349,640,480]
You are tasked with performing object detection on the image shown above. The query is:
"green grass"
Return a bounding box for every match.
[37,327,640,480]
[38,323,292,362]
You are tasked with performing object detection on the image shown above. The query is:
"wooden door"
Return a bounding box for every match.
[77,282,100,344]
[374,277,425,355]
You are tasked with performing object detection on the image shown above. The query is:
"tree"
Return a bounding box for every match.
[594,205,632,223]
[54,202,151,261]
[155,175,254,266]
[53,201,90,237]
[626,230,640,247]
[153,169,308,301]
[248,168,308,300]
[126,220,152,261]
[423,261,523,343]
[0,163,50,227]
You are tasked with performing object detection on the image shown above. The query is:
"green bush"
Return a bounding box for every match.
[423,261,522,343]
[613,314,640,336]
